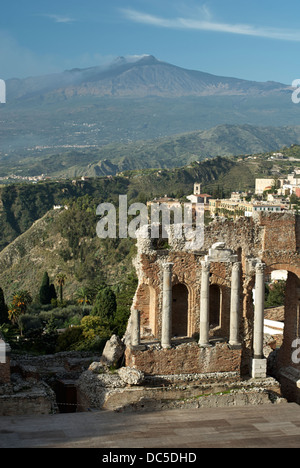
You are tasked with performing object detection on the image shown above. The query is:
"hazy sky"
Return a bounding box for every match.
[1,0,300,84]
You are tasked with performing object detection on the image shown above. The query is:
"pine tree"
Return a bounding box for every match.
[56,273,66,303]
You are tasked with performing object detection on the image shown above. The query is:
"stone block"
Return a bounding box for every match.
[251,358,267,379]
[118,367,145,386]
[100,335,125,367]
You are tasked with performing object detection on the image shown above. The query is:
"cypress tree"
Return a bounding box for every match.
[49,283,57,302]
[39,272,51,305]
[0,287,8,324]
[92,286,117,322]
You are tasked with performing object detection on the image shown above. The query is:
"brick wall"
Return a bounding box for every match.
[125,342,242,376]
[260,212,296,252]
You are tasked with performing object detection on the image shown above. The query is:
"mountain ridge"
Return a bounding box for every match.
[1,55,298,157]
[6,55,291,101]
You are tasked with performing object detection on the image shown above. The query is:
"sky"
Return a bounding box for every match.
[1,0,300,84]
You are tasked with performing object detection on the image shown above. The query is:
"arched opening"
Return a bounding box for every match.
[267,270,300,366]
[209,284,221,329]
[135,284,156,339]
[264,269,287,346]
[172,283,188,337]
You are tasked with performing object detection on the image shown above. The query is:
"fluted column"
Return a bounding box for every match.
[131,309,141,347]
[253,262,266,359]
[229,262,242,348]
[252,262,267,378]
[0,339,6,363]
[161,263,173,349]
[199,261,211,347]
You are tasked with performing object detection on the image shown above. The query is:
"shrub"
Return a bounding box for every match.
[92,286,117,322]
[56,326,83,352]
[19,314,42,333]
[80,315,111,341]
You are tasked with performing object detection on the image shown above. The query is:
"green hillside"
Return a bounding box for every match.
[2,123,300,179]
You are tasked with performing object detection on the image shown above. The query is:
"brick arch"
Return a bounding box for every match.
[134,283,157,339]
[259,263,300,375]
[264,262,300,279]
[171,277,197,337]
[172,283,189,337]
[209,284,221,329]
[276,272,300,373]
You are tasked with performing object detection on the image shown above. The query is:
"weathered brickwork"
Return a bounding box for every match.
[0,354,10,384]
[125,342,242,375]
[126,212,300,403]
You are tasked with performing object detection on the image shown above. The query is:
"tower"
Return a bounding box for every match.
[194,183,202,195]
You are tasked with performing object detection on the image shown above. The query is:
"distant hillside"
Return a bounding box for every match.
[0,147,299,253]
[0,208,136,301]
[2,124,300,178]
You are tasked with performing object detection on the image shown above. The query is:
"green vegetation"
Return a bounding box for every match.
[265,281,286,308]
[8,290,33,336]
[39,272,57,305]
[0,271,137,354]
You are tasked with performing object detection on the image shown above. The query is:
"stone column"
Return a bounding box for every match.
[199,261,211,347]
[0,339,6,363]
[252,262,267,378]
[131,309,141,347]
[161,263,173,349]
[229,262,242,348]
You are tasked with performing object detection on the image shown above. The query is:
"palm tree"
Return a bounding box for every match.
[56,273,66,303]
[75,286,92,311]
[8,290,32,336]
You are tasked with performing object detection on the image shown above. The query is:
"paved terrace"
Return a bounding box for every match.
[1,403,300,448]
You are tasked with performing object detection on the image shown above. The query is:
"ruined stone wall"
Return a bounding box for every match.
[128,213,300,383]
[0,355,10,384]
[133,250,202,339]
[125,342,242,376]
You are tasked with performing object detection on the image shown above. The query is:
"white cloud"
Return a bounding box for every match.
[121,7,300,42]
[41,14,76,24]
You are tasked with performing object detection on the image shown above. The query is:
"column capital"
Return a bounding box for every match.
[255,262,266,274]
[232,261,241,272]
[162,262,174,273]
[201,261,211,273]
